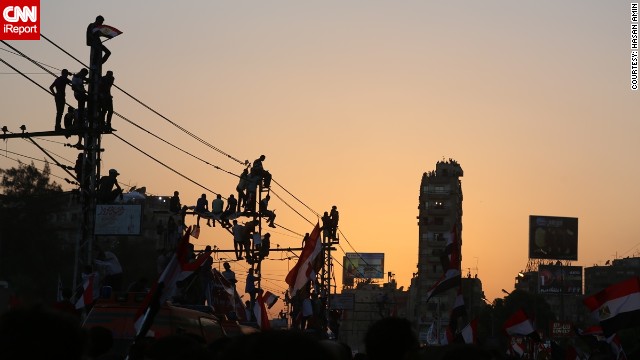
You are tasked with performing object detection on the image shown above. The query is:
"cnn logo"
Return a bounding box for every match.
[1,0,40,40]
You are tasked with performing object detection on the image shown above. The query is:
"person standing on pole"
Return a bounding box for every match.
[49,69,70,131]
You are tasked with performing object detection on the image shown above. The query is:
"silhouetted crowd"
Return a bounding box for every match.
[0,305,506,360]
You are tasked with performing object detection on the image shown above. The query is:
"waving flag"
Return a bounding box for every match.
[583,276,640,337]
[263,291,279,309]
[285,223,322,295]
[449,290,466,336]
[74,273,95,309]
[460,319,478,345]
[425,268,461,303]
[504,309,537,337]
[133,227,210,337]
[92,25,123,40]
[253,291,271,330]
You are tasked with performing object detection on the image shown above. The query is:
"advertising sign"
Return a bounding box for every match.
[95,204,142,235]
[538,265,583,294]
[529,215,578,260]
[550,321,572,338]
[343,253,384,284]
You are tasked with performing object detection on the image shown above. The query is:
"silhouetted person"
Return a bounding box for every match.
[222,262,237,288]
[86,15,112,64]
[215,331,332,360]
[245,268,259,313]
[236,168,249,212]
[195,194,209,227]
[321,211,331,241]
[99,70,115,129]
[86,326,117,360]
[71,68,89,120]
[364,317,420,360]
[49,68,70,131]
[259,194,276,228]
[94,249,123,292]
[221,194,236,227]
[0,305,86,360]
[211,194,224,227]
[63,106,83,148]
[330,205,339,240]
[169,191,181,214]
[259,233,271,260]
[97,168,123,204]
[232,220,246,260]
[251,154,272,188]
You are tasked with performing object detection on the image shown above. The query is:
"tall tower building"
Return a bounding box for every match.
[414,159,464,341]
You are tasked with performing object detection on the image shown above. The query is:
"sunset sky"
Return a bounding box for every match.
[1,1,639,315]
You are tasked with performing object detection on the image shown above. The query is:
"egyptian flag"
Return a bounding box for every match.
[133,228,205,337]
[285,223,322,296]
[440,225,459,271]
[459,319,478,345]
[92,25,123,40]
[504,309,537,339]
[426,231,461,303]
[509,338,525,358]
[583,276,640,337]
[253,292,271,330]
[74,273,95,309]
[263,291,279,309]
[449,290,466,336]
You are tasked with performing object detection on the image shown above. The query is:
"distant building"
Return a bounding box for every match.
[411,159,464,343]
[584,257,640,295]
[337,281,409,353]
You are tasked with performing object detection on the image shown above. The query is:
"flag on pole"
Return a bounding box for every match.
[253,291,271,330]
[583,276,640,337]
[92,25,123,40]
[75,273,95,309]
[425,268,461,303]
[440,225,459,271]
[460,319,478,345]
[285,223,322,295]
[503,309,536,337]
[133,227,208,337]
[449,289,466,336]
[263,291,279,309]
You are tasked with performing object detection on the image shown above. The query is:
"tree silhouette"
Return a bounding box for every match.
[0,160,62,198]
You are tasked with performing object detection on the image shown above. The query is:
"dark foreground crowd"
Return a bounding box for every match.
[0,305,502,360]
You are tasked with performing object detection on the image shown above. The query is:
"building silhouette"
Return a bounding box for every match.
[411,159,464,343]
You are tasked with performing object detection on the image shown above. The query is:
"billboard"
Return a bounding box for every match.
[342,253,384,284]
[95,204,142,235]
[529,215,578,260]
[538,265,583,294]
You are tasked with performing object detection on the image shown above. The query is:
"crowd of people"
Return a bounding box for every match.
[0,304,499,360]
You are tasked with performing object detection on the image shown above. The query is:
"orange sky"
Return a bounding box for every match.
[1,2,639,316]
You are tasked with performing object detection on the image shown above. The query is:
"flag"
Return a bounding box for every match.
[504,309,536,337]
[263,291,279,309]
[440,225,459,271]
[509,337,525,358]
[253,292,271,330]
[133,228,208,337]
[75,273,95,309]
[285,223,322,295]
[583,276,640,337]
[449,290,466,336]
[425,268,461,303]
[460,319,478,345]
[92,25,123,39]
